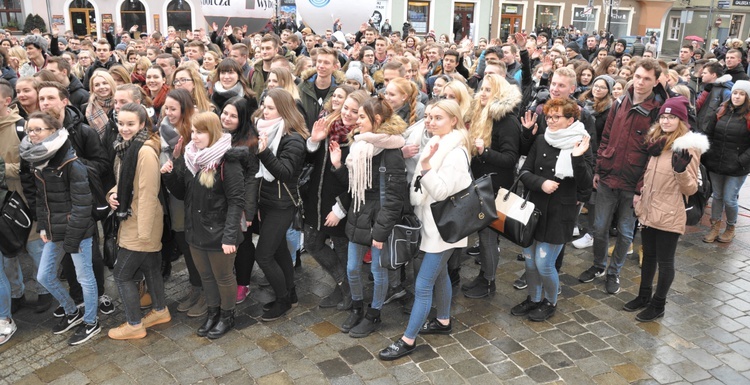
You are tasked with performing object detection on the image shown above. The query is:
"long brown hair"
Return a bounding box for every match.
[164,89,195,143]
[172,64,213,112]
[265,88,309,139]
[717,90,750,122]
[646,119,690,154]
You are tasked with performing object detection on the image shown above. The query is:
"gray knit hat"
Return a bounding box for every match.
[23,35,48,52]
[593,74,615,94]
[732,80,750,96]
[345,66,364,87]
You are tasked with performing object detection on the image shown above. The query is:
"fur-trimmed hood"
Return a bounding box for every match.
[223,146,251,169]
[378,114,408,136]
[672,131,710,155]
[300,68,347,84]
[714,74,733,85]
[487,85,522,121]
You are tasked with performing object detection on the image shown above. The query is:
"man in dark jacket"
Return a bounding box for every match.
[725,49,749,82]
[82,39,118,91]
[37,81,113,315]
[578,59,666,295]
[631,36,646,57]
[298,47,342,129]
[46,57,89,111]
[696,62,733,133]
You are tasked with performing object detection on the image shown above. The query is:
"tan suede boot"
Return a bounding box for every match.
[717,225,736,243]
[703,220,723,243]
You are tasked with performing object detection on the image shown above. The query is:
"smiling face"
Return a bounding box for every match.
[162,97,182,125]
[545,107,574,132]
[203,52,216,69]
[659,113,679,133]
[191,127,211,150]
[591,79,609,99]
[340,97,360,126]
[27,118,56,144]
[612,82,624,99]
[432,78,448,97]
[16,80,37,108]
[38,87,67,121]
[173,70,195,93]
[92,75,112,99]
[220,104,239,132]
[145,68,165,93]
[330,88,347,111]
[117,110,144,141]
[356,106,374,133]
[732,89,747,107]
[427,106,457,137]
[219,69,239,89]
[385,83,406,110]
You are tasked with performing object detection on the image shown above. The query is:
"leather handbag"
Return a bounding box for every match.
[378,157,422,269]
[282,182,305,231]
[102,213,119,269]
[430,172,498,244]
[490,172,541,248]
[0,189,32,257]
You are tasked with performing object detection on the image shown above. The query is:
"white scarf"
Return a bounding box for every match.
[543,121,589,179]
[255,117,285,182]
[346,132,406,212]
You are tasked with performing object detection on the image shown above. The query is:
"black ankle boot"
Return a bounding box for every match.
[161,258,172,281]
[261,296,291,322]
[460,270,484,291]
[207,309,235,339]
[263,287,298,312]
[341,300,364,332]
[197,306,220,337]
[623,287,652,312]
[636,295,666,322]
[349,307,381,338]
[337,280,352,311]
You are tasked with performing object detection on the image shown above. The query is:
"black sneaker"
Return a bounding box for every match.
[262,288,298,312]
[606,274,621,294]
[511,296,540,316]
[54,302,84,318]
[419,318,452,335]
[68,320,101,345]
[578,266,605,283]
[466,245,480,256]
[513,273,527,290]
[528,299,556,322]
[378,338,416,361]
[98,295,114,315]
[383,285,407,305]
[52,308,84,334]
[464,277,496,299]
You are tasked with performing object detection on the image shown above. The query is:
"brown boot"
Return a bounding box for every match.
[703,220,723,243]
[717,225,736,243]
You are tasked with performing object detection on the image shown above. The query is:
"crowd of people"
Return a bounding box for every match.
[0,18,747,364]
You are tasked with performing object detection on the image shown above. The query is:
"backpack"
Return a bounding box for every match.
[684,163,712,226]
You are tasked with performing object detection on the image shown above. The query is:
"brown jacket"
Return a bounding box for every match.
[108,136,163,252]
[635,131,710,235]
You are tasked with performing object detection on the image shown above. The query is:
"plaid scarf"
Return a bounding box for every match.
[328,118,354,144]
[86,96,113,139]
[113,128,149,219]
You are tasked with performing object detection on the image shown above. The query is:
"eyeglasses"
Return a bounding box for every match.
[545,115,566,123]
[26,127,50,135]
[172,77,193,86]
[659,115,678,121]
[592,85,608,90]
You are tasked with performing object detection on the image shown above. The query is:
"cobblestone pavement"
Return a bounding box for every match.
[2,205,750,384]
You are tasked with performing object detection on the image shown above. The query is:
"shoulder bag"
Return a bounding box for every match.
[0,189,32,257]
[378,156,422,270]
[491,171,541,248]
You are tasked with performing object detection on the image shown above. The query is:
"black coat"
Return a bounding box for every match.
[343,149,406,245]
[83,55,119,91]
[163,147,247,250]
[471,112,521,193]
[257,132,306,209]
[704,107,750,176]
[67,75,90,111]
[520,138,593,245]
[26,141,95,253]
[63,105,111,178]
[303,137,352,237]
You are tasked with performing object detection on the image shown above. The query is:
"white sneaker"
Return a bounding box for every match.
[573,226,580,237]
[572,233,594,249]
[0,318,17,345]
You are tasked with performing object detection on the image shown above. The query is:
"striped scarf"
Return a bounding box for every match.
[86,96,113,139]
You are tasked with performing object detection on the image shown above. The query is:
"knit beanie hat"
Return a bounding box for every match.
[115,43,127,51]
[659,96,690,125]
[345,66,364,86]
[566,42,580,54]
[58,37,68,46]
[23,35,48,52]
[732,80,750,96]
[593,75,615,94]
[617,38,627,48]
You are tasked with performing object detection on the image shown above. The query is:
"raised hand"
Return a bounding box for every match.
[420,143,439,171]
[258,132,268,152]
[224,24,233,36]
[542,55,553,73]
[672,149,692,173]
[160,159,173,174]
[212,22,219,32]
[571,136,590,157]
[514,32,526,49]
[521,110,538,134]
[474,138,485,155]
[329,141,342,169]
[310,118,328,143]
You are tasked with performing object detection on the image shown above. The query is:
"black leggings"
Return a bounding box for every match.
[255,206,295,299]
[640,227,679,298]
[234,230,257,286]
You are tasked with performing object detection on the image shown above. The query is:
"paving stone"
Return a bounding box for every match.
[390,362,428,384]
[469,344,506,365]
[256,333,290,353]
[417,358,449,373]
[487,360,523,380]
[340,345,374,366]
[33,359,74,383]
[84,362,122,383]
[435,343,473,365]
[613,363,650,382]
[453,329,488,350]
[540,351,573,369]
[591,371,629,385]
[557,366,597,385]
[257,371,295,385]
[215,369,254,385]
[425,368,465,385]
[317,357,354,378]
[509,350,543,369]
[644,363,684,384]
[491,336,525,355]
[524,364,559,383]
[670,360,712,382]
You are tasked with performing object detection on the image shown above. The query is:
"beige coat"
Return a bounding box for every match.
[635,131,710,235]
[108,136,163,252]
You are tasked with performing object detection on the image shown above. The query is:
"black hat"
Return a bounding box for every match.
[566,42,580,54]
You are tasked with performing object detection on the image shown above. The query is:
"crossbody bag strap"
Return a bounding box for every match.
[281,182,301,208]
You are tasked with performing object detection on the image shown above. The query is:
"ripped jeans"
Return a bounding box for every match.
[523,241,564,305]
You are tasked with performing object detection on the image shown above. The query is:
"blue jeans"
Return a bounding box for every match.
[4,239,47,298]
[592,182,637,275]
[286,227,301,262]
[0,250,10,319]
[37,238,98,324]
[709,172,747,226]
[347,242,387,310]
[404,249,453,340]
[523,241,564,305]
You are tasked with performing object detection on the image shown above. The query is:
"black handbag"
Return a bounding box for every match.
[377,157,422,270]
[0,189,32,257]
[491,172,541,248]
[282,182,304,231]
[430,159,497,244]
[102,213,119,269]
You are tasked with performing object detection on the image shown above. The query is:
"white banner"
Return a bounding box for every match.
[297,0,378,35]
[202,0,276,19]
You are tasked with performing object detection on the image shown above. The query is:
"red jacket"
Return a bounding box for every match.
[596,85,666,193]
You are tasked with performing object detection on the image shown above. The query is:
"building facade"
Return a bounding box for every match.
[662,0,750,57]
[374,0,493,43]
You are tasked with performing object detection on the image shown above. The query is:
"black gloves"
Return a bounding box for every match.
[647,137,668,157]
[672,149,692,173]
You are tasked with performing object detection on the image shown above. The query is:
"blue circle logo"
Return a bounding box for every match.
[310,0,330,7]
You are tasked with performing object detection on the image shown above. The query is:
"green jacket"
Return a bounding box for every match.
[297,69,346,129]
[250,60,267,104]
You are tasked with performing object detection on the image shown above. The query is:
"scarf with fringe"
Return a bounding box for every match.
[86,96,113,138]
[184,133,233,177]
[255,117,284,181]
[113,128,149,219]
[346,132,405,212]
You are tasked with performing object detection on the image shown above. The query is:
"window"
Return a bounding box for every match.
[407,1,429,34]
[572,6,596,34]
[669,16,681,41]
[609,9,630,39]
[536,5,561,28]
[121,0,147,34]
[0,0,22,29]
[166,0,191,33]
[730,14,744,38]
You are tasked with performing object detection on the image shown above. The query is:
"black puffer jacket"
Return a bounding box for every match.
[67,75,90,111]
[703,106,750,176]
[63,105,111,177]
[303,136,352,238]
[163,147,247,250]
[343,149,407,245]
[257,132,306,209]
[27,141,95,253]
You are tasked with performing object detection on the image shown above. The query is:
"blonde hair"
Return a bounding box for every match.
[269,67,300,100]
[173,64,213,112]
[440,80,473,123]
[388,77,419,125]
[468,74,515,155]
[192,111,225,188]
[88,70,117,101]
[431,99,471,150]
[646,119,690,155]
